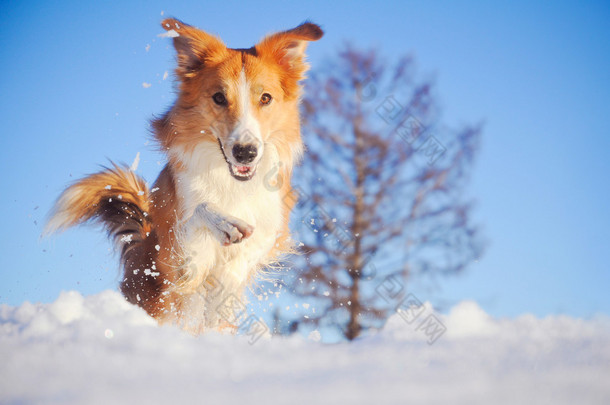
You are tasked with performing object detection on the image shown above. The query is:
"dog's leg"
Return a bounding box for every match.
[190,203,255,246]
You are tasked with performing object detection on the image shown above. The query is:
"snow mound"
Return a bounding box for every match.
[1,290,609,404]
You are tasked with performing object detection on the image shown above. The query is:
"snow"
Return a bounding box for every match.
[1,291,609,404]
[158,29,179,38]
[130,151,140,171]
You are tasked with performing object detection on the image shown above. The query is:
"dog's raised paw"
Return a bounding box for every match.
[193,204,255,246]
[218,217,254,246]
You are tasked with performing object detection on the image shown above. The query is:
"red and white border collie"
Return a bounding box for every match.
[46,18,323,333]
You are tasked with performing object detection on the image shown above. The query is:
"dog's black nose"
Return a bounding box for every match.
[232,143,258,164]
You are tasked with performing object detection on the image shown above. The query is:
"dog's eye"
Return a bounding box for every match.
[260,93,273,106]
[212,92,227,106]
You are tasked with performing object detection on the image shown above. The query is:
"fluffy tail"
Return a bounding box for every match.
[45,164,152,258]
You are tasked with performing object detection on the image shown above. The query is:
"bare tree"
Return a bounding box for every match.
[276,46,483,341]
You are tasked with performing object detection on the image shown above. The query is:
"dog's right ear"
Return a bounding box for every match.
[161,18,228,78]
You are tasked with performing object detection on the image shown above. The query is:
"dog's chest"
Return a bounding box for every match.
[175,168,284,288]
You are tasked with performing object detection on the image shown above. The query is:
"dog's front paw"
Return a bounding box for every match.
[193,204,255,246]
[215,215,255,246]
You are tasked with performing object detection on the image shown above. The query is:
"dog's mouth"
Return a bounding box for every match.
[217,139,257,181]
[229,163,256,181]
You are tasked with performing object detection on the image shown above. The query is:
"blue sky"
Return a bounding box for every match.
[1,0,608,319]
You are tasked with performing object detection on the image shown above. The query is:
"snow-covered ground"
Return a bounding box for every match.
[1,290,609,405]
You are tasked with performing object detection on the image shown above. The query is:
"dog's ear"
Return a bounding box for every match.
[256,22,323,96]
[161,18,227,78]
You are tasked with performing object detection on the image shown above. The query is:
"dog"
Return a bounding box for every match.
[46,18,323,333]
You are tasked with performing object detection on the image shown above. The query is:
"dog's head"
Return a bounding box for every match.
[156,18,323,181]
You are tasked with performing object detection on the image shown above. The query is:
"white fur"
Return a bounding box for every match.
[169,137,284,330]
[224,69,264,167]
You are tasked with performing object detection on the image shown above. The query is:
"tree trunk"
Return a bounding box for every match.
[345,112,366,341]
[346,276,361,340]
